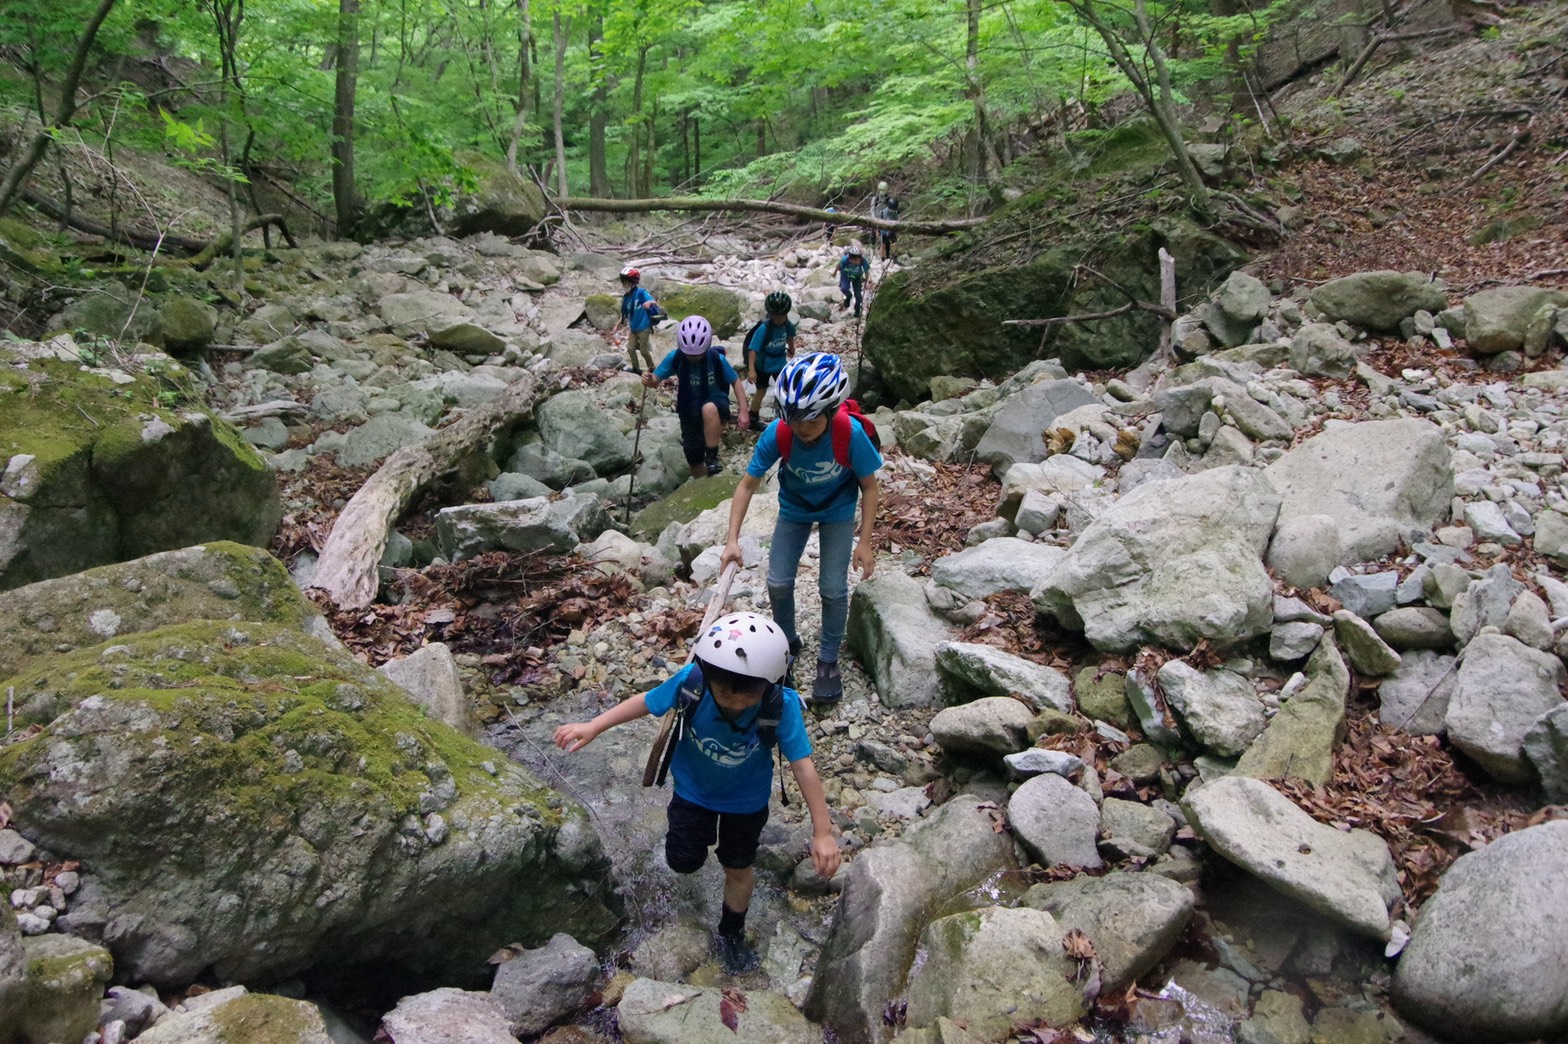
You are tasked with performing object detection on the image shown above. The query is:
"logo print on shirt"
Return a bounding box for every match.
[792,459,842,484]
[696,734,758,767]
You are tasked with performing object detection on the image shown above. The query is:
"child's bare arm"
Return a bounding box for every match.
[789,756,841,879]
[553,693,651,752]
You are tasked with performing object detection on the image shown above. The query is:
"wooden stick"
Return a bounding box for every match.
[642,562,738,787]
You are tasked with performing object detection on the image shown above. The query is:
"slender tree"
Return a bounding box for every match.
[332,0,363,237]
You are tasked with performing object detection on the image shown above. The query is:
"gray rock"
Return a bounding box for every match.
[1021,871,1194,991]
[1032,466,1279,652]
[1265,514,1341,590]
[933,642,1072,713]
[929,537,1067,599]
[1423,562,1473,609]
[0,905,27,1038]
[1378,651,1458,735]
[1238,989,1311,1044]
[487,471,552,502]
[1157,661,1266,757]
[1503,590,1553,650]
[1332,610,1402,677]
[1003,748,1086,781]
[905,906,1085,1039]
[536,389,634,476]
[155,296,219,352]
[379,988,514,1044]
[804,796,1018,1044]
[506,442,597,490]
[1124,669,1183,747]
[427,320,506,354]
[1264,420,1453,567]
[137,990,333,1043]
[489,932,599,1038]
[335,414,437,468]
[1464,500,1521,545]
[379,290,472,336]
[1446,632,1566,784]
[15,934,114,1044]
[1449,564,1524,645]
[1098,796,1176,856]
[1153,382,1218,437]
[0,828,37,865]
[1236,636,1348,786]
[1533,508,1568,563]
[1289,323,1358,377]
[1462,285,1568,354]
[846,571,959,709]
[1524,704,1568,804]
[1308,271,1448,333]
[973,380,1101,475]
[1013,489,1062,534]
[1008,772,1104,869]
[1393,821,1568,1043]
[620,978,819,1044]
[1329,571,1399,618]
[1073,667,1131,727]
[435,492,611,561]
[929,697,1036,758]
[378,643,473,733]
[1372,607,1453,651]
[1270,621,1324,661]
[1185,776,1398,940]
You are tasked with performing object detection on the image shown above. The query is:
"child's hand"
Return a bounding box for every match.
[809,834,841,880]
[554,722,597,752]
[853,541,877,580]
[641,371,657,388]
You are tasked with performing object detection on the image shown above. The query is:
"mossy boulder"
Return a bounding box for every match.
[584,293,621,331]
[0,217,59,272]
[659,285,744,339]
[137,989,334,1044]
[0,342,282,590]
[448,151,549,237]
[155,296,220,353]
[0,541,329,680]
[18,934,113,1044]
[0,620,619,987]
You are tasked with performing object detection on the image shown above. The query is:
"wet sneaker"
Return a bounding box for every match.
[812,659,843,704]
[716,932,760,975]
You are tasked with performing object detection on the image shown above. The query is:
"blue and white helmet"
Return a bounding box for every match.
[776,352,849,424]
[676,315,713,356]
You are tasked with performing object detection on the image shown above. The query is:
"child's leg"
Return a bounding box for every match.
[713,803,769,973]
[766,518,814,651]
[679,412,706,478]
[851,279,864,315]
[665,793,719,875]
[815,520,857,662]
[634,329,655,370]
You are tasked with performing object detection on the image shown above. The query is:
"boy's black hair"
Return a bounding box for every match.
[696,657,770,699]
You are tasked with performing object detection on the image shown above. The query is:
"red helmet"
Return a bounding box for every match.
[620,267,640,282]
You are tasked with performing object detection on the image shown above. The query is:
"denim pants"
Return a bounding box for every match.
[767,517,855,663]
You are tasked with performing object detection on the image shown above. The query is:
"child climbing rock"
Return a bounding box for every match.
[553,611,840,974]
[742,291,797,430]
[612,266,659,373]
[836,243,871,318]
[719,353,882,705]
[643,315,749,477]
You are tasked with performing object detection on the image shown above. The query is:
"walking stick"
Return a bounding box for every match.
[641,562,739,787]
[623,381,649,529]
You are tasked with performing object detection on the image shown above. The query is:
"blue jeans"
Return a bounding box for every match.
[767,518,855,663]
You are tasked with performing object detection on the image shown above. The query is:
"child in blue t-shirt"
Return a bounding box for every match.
[553,610,840,974]
[719,353,882,704]
[836,243,871,318]
[743,291,797,431]
[612,266,658,373]
[643,314,750,477]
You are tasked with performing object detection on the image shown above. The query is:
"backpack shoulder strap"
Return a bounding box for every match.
[746,320,767,354]
[830,409,854,468]
[776,421,794,463]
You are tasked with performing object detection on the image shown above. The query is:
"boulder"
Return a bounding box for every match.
[1462,285,1568,354]
[1185,776,1399,940]
[1032,466,1279,652]
[928,537,1067,599]
[16,935,114,1044]
[506,441,597,490]
[804,796,1019,1044]
[1524,704,1568,804]
[155,296,219,353]
[448,152,548,237]
[1008,772,1103,869]
[1288,323,1358,377]
[929,696,1036,758]
[1265,514,1341,590]
[536,389,635,475]
[1020,872,1194,991]
[1307,271,1448,333]
[619,978,818,1044]
[378,290,473,336]
[1199,271,1270,347]
[0,621,616,986]
[380,988,514,1044]
[378,643,473,733]
[1,344,281,590]
[1098,797,1176,859]
[1449,564,1524,645]
[845,570,959,709]
[137,990,334,1044]
[333,414,437,468]
[659,285,744,338]
[1234,636,1348,786]
[971,380,1101,475]
[1156,661,1266,757]
[932,642,1073,713]
[1393,821,1568,1043]
[1263,420,1452,567]
[904,906,1085,1040]
[489,933,600,1038]
[1445,632,1565,784]
[1377,651,1456,735]
[434,492,612,561]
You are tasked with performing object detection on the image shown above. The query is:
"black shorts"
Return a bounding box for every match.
[665,792,770,873]
[679,406,729,465]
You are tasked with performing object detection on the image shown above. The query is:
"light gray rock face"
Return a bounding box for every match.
[846,571,959,709]
[1525,704,1568,803]
[1265,514,1341,590]
[1332,611,1401,676]
[928,537,1067,599]
[1393,821,1568,1043]
[1378,651,1457,735]
[506,442,597,490]
[379,290,473,336]
[489,932,600,1038]
[1308,271,1448,333]
[929,697,1036,758]
[1098,797,1176,859]
[1372,607,1453,651]
[434,492,611,561]
[1270,621,1324,661]
[619,978,819,1044]
[137,990,334,1043]
[1264,420,1452,567]
[1235,637,1348,786]
[933,642,1073,713]
[1021,872,1195,991]
[1200,272,1271,347]
[973,379,1101,475]
[378,643,473,733]
[805,796,1019,1044]
[1184,776,1399,940]
[380,988,515,1044]
[535,390,634,475]
[334,414,437,468]
[1462,285,1568,354]
[904,906,1085,1040]
[1449,564,1524,645]
[1288,323,1358,377]
[1156,661,1266,757]
[1032,466,1279,652]
[0,622,616,987]
[488,471,552,502]
[1003,748,1086,781]
[1446,632,1566,784]
[1009,772,1104,869]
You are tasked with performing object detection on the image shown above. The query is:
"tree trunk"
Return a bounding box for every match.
[553,195,985,234]
[965,0,989,200]
[692,113,701,184]
[331,0,362,237]
[629,45,649,196]
[588,17,609,197]
[0,0,121,218]
[552,9,568,196]
[307,372,546,612]
[504,0,532,173]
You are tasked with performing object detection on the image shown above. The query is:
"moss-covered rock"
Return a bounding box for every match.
[19,934,113,1044]
[137,989,334,1044]
[659,285,744,339]
[0,342,282,590]
[0,217,60,272]
[629,473,733,541]
[584,293,621,331]
[0,904,24,1041]
[0,621,619,987]
[0,541,328,681]
[155,296,220,353]
[449,151,548,237]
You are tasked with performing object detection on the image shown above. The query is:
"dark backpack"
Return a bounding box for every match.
[745,319,790,369]
[657,664,792,805]
[876,195,900,222]
[647,302,669,328]
[776,399,881,467]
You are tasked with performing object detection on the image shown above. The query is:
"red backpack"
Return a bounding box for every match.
[775,399,881,466]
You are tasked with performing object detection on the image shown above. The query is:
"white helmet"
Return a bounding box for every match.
[695,612,790,684]
[878,181,889,193]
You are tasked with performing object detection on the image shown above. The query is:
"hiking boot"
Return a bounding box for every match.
[811,659,843,705]
[748,415,763,433]
[783,639,803,689]
[716,932,760,975]
[706,460,723,476]
[853,308,862,318]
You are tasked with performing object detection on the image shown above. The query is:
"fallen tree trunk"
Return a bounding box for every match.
[554,195,987,236]
[306,372,545,612]
[21,189,297,262]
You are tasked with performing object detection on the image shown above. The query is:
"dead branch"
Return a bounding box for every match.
[221,399,307,423]
[1463,126,1531,186]
[306,372,548,612]
[553,195,985,236]
[19,188,296,261]
[1335,24,1464,93]
[1004,299,1176,328]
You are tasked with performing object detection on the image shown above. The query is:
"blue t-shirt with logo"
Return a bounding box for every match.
[645,663,811,813]
[745,416,883,524]
[621,287,655,332]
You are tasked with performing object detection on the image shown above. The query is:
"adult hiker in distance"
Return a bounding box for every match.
[871,181,900,261]
[611,266,660,374]
[552,611,840,974]
[742,290,797,431]
[720,353,883,705]
[643,315,748,477]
